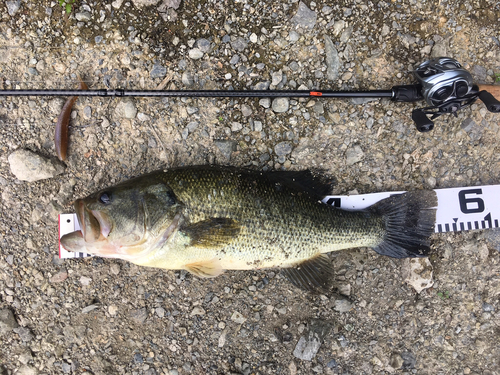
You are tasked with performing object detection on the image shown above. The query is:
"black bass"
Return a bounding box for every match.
[61,166,437,290]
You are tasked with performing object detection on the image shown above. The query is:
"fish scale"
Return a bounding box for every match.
[155,167,387,269]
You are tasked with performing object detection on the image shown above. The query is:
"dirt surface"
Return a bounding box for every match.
[1,0,500,374]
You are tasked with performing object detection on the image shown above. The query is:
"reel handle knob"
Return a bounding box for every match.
[478,90,500,113]
[412,109,434,132]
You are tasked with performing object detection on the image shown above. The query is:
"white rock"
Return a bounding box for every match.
[114,99,137,119]
[131,0,161,7]
[190,306,205,316]
[231,311,247,324]
[188,48,203,59]
[272,98,289,113]
[108,305,118,316]
[14,365,38,375]
[402,257,434,293]
[8,150,65,182]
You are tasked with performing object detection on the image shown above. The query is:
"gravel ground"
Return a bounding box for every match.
[1,1,500,374]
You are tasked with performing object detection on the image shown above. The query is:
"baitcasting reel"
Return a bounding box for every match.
[410,57,500,132]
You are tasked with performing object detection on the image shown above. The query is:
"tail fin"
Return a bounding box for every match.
[369,191,437,258]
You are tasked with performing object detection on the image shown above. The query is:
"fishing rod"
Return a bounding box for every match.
[1,57,499,132]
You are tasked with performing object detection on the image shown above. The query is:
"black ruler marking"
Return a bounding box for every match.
[437,214,500,233]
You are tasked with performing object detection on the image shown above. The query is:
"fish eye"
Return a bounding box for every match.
[98,192,113,205]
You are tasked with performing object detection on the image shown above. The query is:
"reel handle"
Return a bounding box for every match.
[411,109,434,132]
[477,85,500,112]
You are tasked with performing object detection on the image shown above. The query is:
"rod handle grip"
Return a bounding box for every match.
[391,85,423,102]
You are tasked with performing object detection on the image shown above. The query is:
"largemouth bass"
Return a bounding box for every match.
[61,166,437,290]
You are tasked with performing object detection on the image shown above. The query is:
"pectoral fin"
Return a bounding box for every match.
[281,254,334,292]
[185,259,224,278]
[181,218,241,248]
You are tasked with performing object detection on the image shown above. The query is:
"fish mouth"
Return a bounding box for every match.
[60,199,113,254]
[75,199,112,243]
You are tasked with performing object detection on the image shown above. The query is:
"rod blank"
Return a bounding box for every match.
[0,89,395,99]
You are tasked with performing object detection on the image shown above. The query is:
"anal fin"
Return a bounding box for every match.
[185,258,224,278]
[281,254,334,292]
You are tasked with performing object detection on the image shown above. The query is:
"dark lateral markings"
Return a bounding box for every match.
[437,213,499,233]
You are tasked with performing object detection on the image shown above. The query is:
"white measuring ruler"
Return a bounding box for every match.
[58,184,500,259]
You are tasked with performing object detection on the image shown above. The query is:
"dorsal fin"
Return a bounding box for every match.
[281,254,334,292]
[263,170,335,200]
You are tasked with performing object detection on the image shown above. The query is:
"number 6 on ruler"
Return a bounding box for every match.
[458,189,485,214]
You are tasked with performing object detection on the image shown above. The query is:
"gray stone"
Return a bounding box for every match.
[351,97,378,105]
[274,142,292,157]
[259,153,270,163]
[291,2,317,29]
[231,122,243,132]
[461,118,483,141]
[345,145,364,165]
[231,37,248,51]
[61,363,71,374]
[6,0,21,16]
[324,35,339,81]
[431,37,450,58]
[482,302,495,312]
[271,70,283,86]
[130,308,148,324]
[259,98,271,108]
[272,98,289,113]
[13,326,34,342]
[162,0,181,9]
[150,64,167,79]
[254,81,270,90]
[182,71,194,86]
[0,309,18,335]
[366,118,374,129]
[482,228,500,252]
[214,140,237,160]
[333,299,353,313]
[8,150,65,182]
[114,99,137,119]
[82,304,99,313]
[186,121,199,132]
[293,319,333,361]
[230,55,240,64]
[196,38,210,53]
[340,26,353,43]
[289,31,300,42]
[83,106,92,119]
[401,351,416,369]
[241,104,252,117]
[313,102,324,114]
